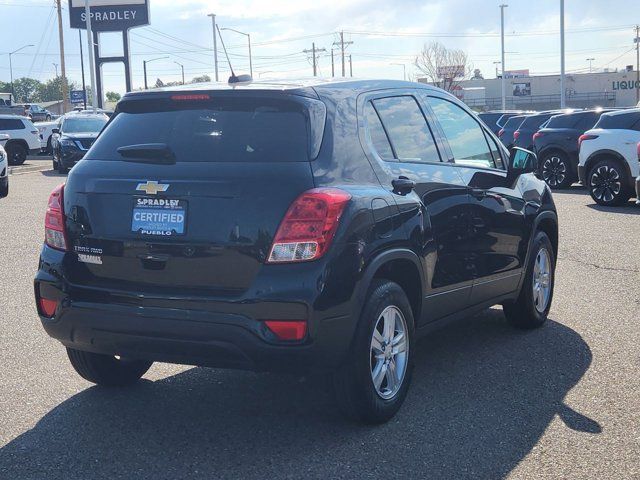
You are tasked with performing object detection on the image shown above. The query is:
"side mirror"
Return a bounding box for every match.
[509,147,537,175]
[52,128,60,134]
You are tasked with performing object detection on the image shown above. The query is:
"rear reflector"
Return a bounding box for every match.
[38,298,58,318]
[44,184,67,251]
[513,131,521,140]
[533,131,543,141]
[498,129,504,137]
[637,142,640,161]
[264,321,307,341]
[171,94,210,101]
[267,188,351,263]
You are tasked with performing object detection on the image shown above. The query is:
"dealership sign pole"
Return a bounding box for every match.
[70,0,150,108]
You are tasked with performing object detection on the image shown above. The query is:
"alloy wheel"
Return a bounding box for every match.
[542,156,567,187]
[590,165,621,203]
[370,305,409,400]
[532,247,552,313]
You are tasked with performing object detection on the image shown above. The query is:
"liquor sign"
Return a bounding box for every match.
[69,0,149,31]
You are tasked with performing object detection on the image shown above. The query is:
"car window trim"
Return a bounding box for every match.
[367,101,398,160]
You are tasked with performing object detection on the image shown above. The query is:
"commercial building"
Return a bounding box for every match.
[419,68,640,111]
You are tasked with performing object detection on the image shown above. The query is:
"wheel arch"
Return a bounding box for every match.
[534,211,559,260]
[585,150,632,181]
[4,138,29,151]
[357,249,424,326]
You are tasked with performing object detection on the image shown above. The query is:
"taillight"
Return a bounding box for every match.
[264,320,307,341]
[171,94,210,101]
[578,134,598,148]
[498,129,504,137]
[267,188,351,263]
[533,131,543,141]
[513,131,521,141]
[44,184,68,251]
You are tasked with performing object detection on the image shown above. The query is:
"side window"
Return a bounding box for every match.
[364,102,394,160]
[484,131,506,170]
[428,97,496,169]
[0,119,25,130]
[372,96,440,164]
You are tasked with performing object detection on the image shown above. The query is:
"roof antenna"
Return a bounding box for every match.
[217,25,252,85]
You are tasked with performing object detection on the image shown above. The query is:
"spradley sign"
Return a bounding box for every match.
[69,0,149,31]
[612,80,640,91]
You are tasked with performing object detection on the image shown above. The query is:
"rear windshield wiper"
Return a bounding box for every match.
[116,143,176,164]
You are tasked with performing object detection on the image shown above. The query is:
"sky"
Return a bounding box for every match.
[1,0,639,95]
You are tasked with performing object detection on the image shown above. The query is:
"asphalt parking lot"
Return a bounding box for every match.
[0,170,638,479]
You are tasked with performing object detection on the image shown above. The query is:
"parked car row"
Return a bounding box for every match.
[478,107,640,207]
[0,114,41,165]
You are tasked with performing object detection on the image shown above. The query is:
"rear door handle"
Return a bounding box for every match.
[470,188,486,200]
[392,176,415,195]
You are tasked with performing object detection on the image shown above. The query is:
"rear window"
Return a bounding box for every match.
[520,114,552,130]
[504,116,525,129]
[478,113,502,126]
[0,118,25,130]
[546,114,579,129]
[594,112,640,131]
[87,96,320,163]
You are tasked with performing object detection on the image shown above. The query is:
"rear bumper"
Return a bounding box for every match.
[34,247,359,374]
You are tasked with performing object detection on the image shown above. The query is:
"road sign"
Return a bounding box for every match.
[70,90,86,104]
[68,0,149,32]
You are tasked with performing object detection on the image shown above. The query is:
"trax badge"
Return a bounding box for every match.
[136,181,169,195]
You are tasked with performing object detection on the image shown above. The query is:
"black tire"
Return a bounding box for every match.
[332,279,415,424]
[46,115,51,121]
[503,232,555,329]
[66,347,152,387]
[539,151,573,189]
[0,180,8,198]
[45,136,52,155]
[56,161,68,175]
[6,143,27,166]
[587,159,632,206]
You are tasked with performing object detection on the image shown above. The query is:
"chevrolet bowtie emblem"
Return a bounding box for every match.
[136,181,169,195]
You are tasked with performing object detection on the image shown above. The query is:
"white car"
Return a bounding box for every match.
[0,133,9,197]
[0,115,41,166]
[37,119,60,154]
[578,109,640,206]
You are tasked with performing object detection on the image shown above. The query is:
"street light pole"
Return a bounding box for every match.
[8,44,33,101]
[220,28,252,78]
[208,14,219,82]
[500,4,508,110]
[143,56,169,90]
[560,0,566,108]
[175,61,185,85]
[586,58,595,73]
[85,0,98,113]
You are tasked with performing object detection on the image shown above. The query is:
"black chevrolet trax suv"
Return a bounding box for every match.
[35,79,558,424]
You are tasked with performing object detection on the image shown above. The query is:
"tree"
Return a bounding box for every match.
[37,76,77,102]
[0,80,12,94]
[191,75,211,84]
[13,77,43,103]
[105,91,121,102]
[414,42,473,93]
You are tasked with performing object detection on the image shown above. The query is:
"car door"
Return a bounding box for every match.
[425,95,528,306]
[360,92,473,322]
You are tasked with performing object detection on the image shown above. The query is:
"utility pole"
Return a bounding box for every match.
[349,54,353,77]
[208,14,219,81]
[79,30,87,109]
[85,0,98,112]
[56,0,69,113]
[560,0,566,108]
[499,4,508,110]
[331,49,335,77]
[333,31,353,77]
[175,61,185,84]
[586,57,595,73]
[303,43,326,77]
[635,25,640,104]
